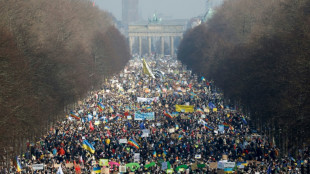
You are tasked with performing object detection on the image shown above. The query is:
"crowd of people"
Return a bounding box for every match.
[7,56,310,173]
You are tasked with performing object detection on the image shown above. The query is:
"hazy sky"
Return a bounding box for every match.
[97,0,207,21]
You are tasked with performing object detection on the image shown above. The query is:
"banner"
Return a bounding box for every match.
[99,159,109,167]
[119,139,128,144]
[137,97,159,103]
[134,112,155,120]
[32,164,44,170]
[175,105,194,113]
[217,161,235,169]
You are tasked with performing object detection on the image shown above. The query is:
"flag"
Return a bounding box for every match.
[88,114,93,121]
[82,140,95,154]
[163,111,173,119]
[153,151,157,158]
[104,125,110,130]
[16,157,22,172]
[196,108,204,113]
[89,121,94,131]
[142,58,155,78]
[98,103,105,112]
[127,121,132,129]
[224,168,233,173]
[204,123,214,131]
[70,111,80,120]
[146,106,152,111]
[110,106,114,113]
[56,166,64,174]
[175,105,194,112]
[267,165,272,174]
[93,166,101,173]
[139,122,145,129]
[223,122,230,128]
[208,102,216,109]
[178,135,183,140]
[176,124,179,130]
[242,116,247,125]
[128,138,140,149]
[201,76,205,81]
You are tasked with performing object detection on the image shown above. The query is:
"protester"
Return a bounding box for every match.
[10,56,309,174]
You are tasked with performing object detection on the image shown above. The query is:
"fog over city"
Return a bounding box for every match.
[97,0,210,20]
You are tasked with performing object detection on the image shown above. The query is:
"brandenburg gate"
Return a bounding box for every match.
[128,23,185,56]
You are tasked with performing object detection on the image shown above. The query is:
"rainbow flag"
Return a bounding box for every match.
[98,103,105,112]
[223,122,230,128]
[196,108,204,113]
[128,138,140,149]
[16,157,22,172]
[164,111,173,119]
[70,111,80,120]
[153,151,157,157]
[82,140,95,154]
[204,123,214,131]
[93,166,101,173]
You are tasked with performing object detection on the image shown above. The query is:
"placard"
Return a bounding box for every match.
[99,159,109,166]
[119,165,126,172]
[195,154,201,159]
[134,112,155,120]
[119,139,128,144]
[161,162,167,170]
[134,153,140,162]
[209,162,217,169]
[169,128,175,133]
[32,164,44,170]
[101,168,110,174]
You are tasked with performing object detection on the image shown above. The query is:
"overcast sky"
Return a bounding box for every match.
[97,0,207,21]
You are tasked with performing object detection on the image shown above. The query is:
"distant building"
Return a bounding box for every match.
[122,0,139,25]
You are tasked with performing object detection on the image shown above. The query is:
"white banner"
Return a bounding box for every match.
[119,139,128,144]
[137,97,159,103]
[32,164,44,170]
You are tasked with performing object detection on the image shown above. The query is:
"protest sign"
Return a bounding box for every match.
[134,112,155,120]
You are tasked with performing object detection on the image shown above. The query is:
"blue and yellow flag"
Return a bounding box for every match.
[93,166,101,173]
[82,140,95,154]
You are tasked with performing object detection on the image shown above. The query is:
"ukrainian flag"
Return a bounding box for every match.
[93,166,101,173]
[82,140,95,154]
[224,168,233,173]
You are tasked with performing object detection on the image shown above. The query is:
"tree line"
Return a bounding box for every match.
[178,0,310,156]
[0,0,130,163]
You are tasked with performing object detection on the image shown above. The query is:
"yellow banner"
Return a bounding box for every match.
[175,105,194,113]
